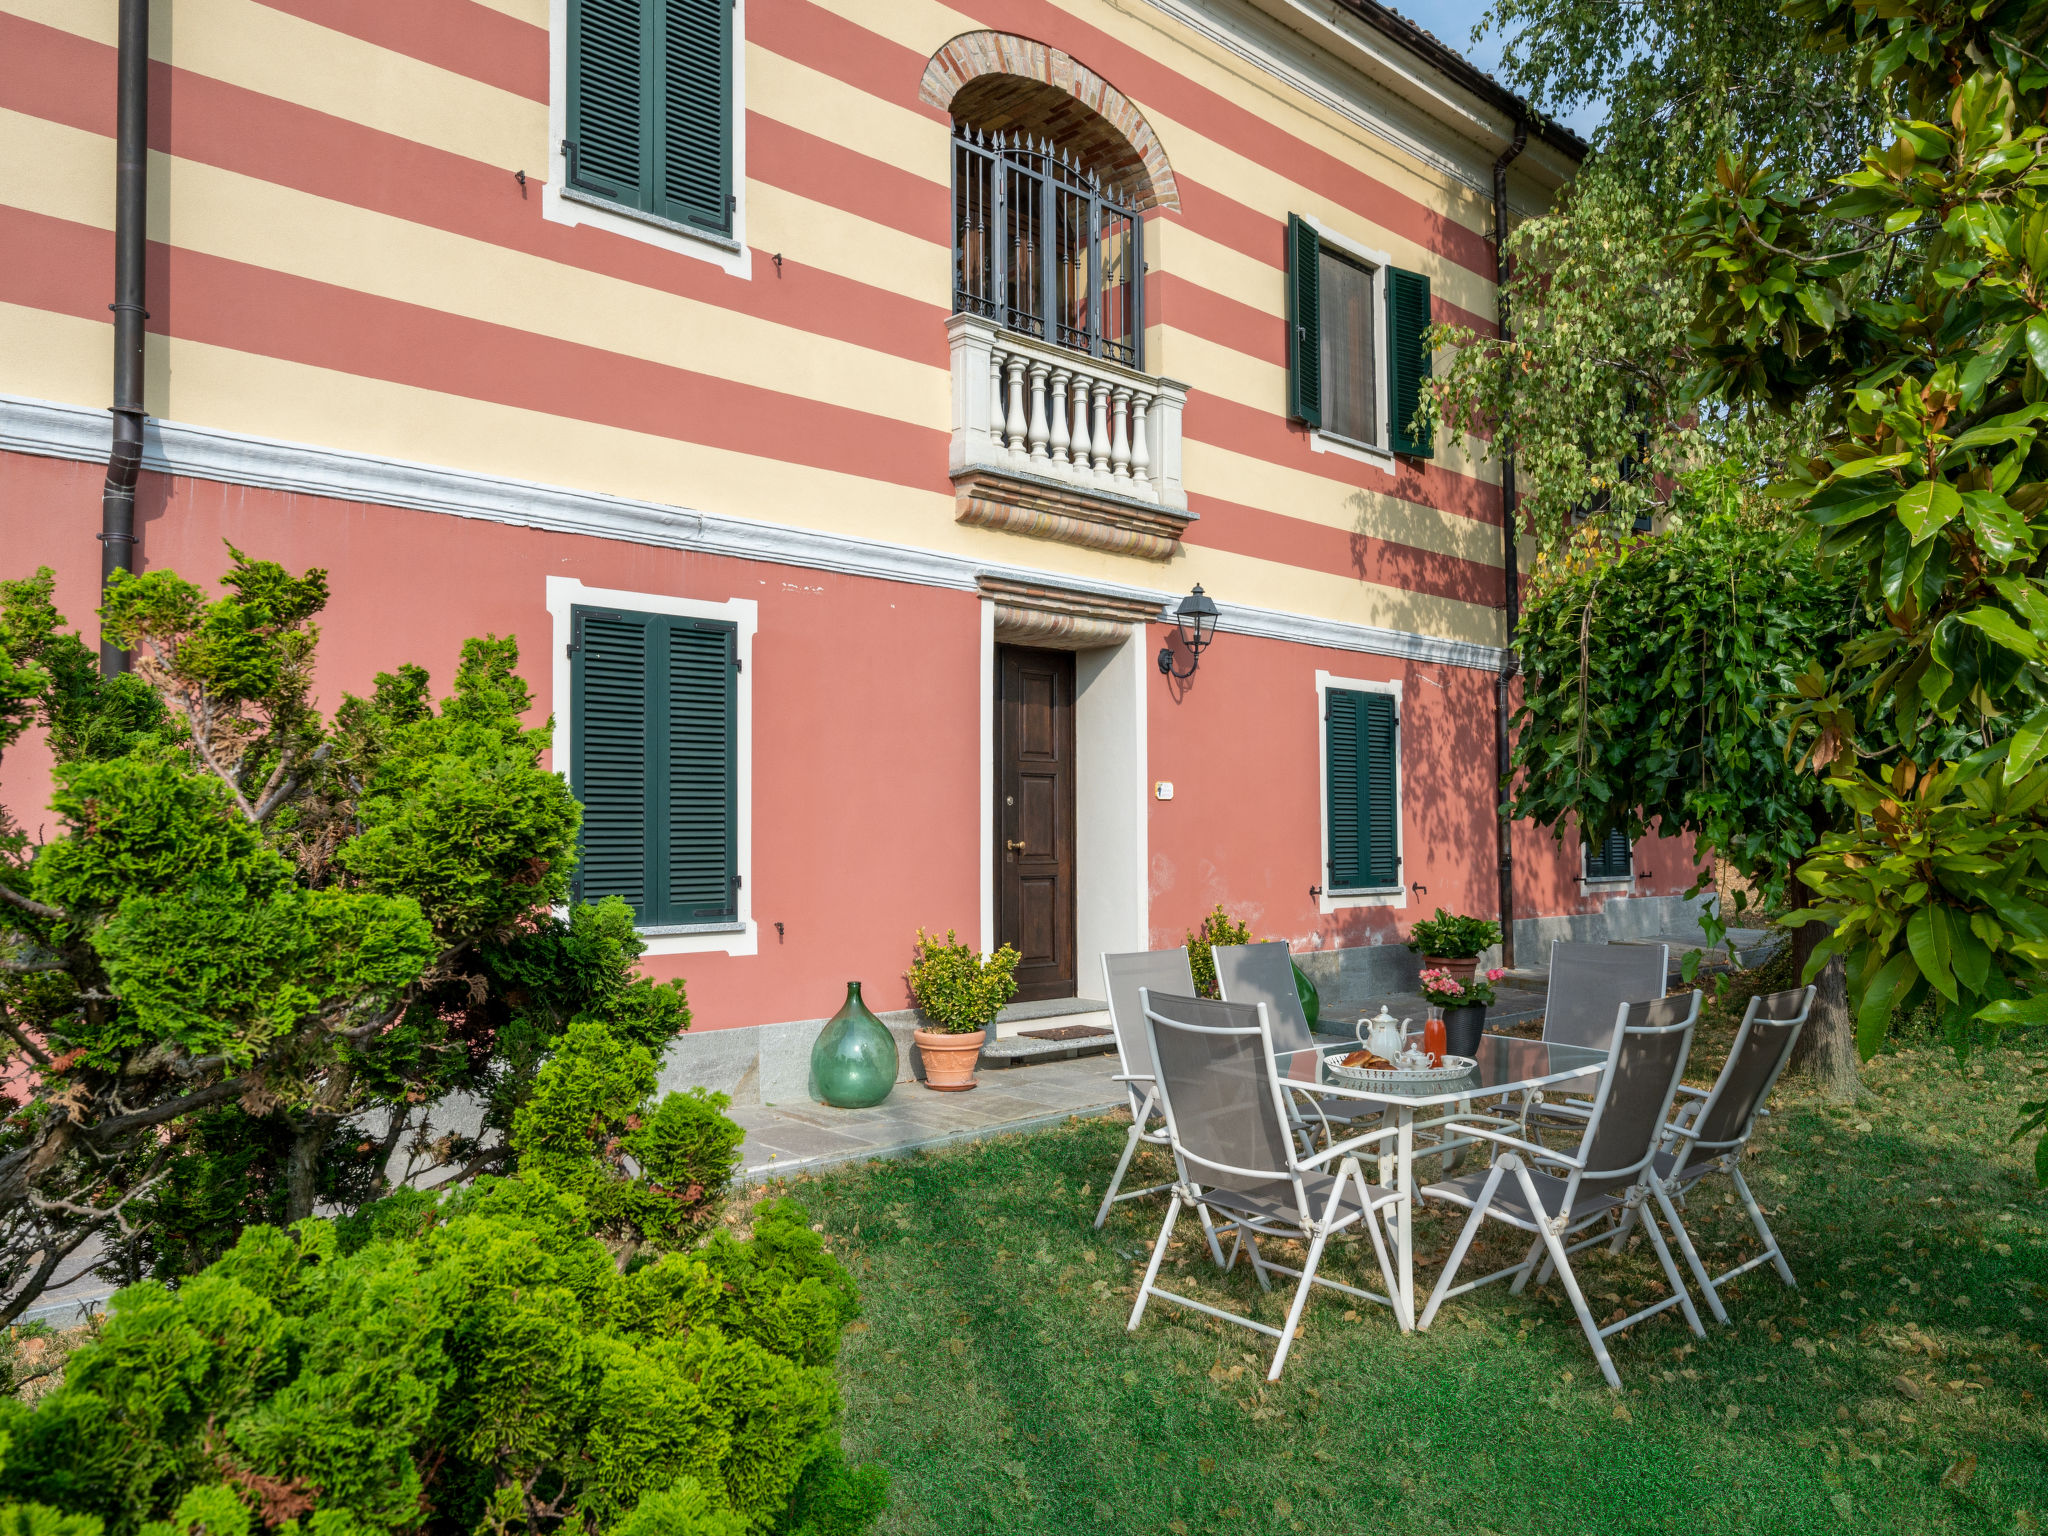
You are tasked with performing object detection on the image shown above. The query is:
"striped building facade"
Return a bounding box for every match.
[0,0,1697,1072]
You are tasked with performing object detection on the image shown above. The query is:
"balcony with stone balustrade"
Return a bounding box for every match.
[946,314,1192,562]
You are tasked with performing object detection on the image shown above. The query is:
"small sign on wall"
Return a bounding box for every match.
[1155,781,1174,800]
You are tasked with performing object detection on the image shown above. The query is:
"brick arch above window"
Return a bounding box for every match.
[919,31,1181,213]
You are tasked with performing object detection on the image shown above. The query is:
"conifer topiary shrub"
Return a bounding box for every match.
[0,1185,885,1536]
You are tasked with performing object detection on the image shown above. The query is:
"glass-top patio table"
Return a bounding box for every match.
[1273,1032,1613,1329]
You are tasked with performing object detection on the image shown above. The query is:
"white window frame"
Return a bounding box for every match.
[1302,215,1394,472]
[1579,828,1636,891]
[545,0,753,279]
[1315,670,1405,912]
[546,575,758,956]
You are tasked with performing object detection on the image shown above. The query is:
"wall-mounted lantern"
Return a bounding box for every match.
[1157,584,1219,679]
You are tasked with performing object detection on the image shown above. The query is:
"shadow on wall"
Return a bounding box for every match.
[1398,662,1499,918]
[1346,489,1502,612]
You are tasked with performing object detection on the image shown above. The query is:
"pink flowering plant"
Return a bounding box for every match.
[1418,966,1507,1009]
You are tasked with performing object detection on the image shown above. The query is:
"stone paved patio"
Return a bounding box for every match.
[733,1052,1126,1178]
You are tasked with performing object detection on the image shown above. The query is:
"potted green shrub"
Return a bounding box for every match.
[1184,905,1251,998]
[905,928,1020,1091]
[1185,906,1320,1023]
[1406,908,1502,984]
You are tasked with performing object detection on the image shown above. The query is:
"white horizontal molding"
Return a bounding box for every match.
[0,394,1505,674]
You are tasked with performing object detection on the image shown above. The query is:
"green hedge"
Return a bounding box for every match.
[0,1183,884,1536]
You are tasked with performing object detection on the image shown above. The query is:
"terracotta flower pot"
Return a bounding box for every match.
[1424,956,1480,984]
[915,1027,985,1092]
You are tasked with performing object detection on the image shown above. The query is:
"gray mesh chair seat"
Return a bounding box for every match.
[1423,1167,1625,1231]
[1214,941,1381,1145]
[1094,949,1201,1231]
[1418,989,1707,1389]
[1127,988,1408,1381]
[1201,1169,1396,1230]
[1615,985,1817,1324]
[1526,941,1669,1123]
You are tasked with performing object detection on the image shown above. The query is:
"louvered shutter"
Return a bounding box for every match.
[1327,689,1401,890]
[567,0,651,206]
[571,607,738,927]
[664,620,736,919]
[1386,265,1434,458]
[567,0,731,234]
[1359,692,1399,887]
[1286,214,1321,428]
[1585,828,1633,880]
[571,610,653,918]
[1326,689,1362,888]
[656,0,732,233]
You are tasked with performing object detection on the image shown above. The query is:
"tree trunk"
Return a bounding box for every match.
[284,1114,334,1223]
[1788,877,1860,1102]
[0,1225,96,1327]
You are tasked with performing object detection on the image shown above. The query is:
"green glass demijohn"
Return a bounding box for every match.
[1292,959,1322,1032]
[810,981,898,1109]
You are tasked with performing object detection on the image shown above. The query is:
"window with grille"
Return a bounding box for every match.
[569,605,738,927]
[952,126,1143,369]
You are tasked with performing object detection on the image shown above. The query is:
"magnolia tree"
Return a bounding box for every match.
[0,553,713,1315]
[1680,0,2048,1174]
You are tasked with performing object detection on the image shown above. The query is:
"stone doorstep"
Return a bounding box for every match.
[981,1029,1115,1069]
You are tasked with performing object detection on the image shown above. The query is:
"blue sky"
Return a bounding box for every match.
[1399,1,1610,138]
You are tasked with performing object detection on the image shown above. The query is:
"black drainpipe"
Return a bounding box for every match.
[1491,118,1527,969]
[100,0,150,676]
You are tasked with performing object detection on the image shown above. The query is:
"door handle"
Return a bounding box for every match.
[1006,839,1027,852]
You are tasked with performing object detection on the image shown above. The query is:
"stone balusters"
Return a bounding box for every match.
[983,337,1164,500]
[947,313,1188,518]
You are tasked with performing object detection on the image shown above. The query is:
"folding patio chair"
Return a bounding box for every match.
[1625,985,1817,1324]
[1094,949,1200,1231]
[1127,988,1408,1380]
[1417,990,1706,1389]
[1526,940,1670,1125]
[1214,942,1384,1152]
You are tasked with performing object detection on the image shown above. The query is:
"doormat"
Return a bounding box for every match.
[1018,1024,1114,1042]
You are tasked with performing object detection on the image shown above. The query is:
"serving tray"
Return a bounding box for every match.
[1326,1054,1477,1090]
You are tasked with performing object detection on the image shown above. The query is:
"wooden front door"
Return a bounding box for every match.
[996,645,1077,1002]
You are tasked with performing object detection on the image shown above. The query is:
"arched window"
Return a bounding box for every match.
[952,125,1143,368]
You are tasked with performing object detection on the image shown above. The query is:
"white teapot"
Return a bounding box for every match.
[1359,1005,1409,1064]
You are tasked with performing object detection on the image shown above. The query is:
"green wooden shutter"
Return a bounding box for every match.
[1585,828,1633,880]
[664,620,737,920]
[571,610,654,919]
[1360,692,1399,887]
[1286,213,1321,427]
[1326,688,1362,888]
[1326,689,1400,890]
[567,0,651,206]
[656,0,732,234]
[571,607,738,927]
[1386,265,1434,458]
[568,0,731,234]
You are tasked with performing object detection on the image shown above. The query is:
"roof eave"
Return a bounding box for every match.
[1329,0,1588,162]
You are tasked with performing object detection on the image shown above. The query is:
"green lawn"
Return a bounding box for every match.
[771,1019,2048,1535]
